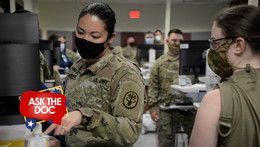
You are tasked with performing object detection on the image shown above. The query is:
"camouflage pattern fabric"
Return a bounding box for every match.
[148,53,179,113]
[208,40,233,78]
[40,51,62,87]
[122,47,138,64]
[156,110,195,147]
[63,47,146,147]
[148,53,195,147]
[66,48,77,63]
[53,69,62,86]
[39,51,50,82]
[154,39,164,45]
[168,43,180,55]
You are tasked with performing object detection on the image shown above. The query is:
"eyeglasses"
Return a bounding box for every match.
[208,37,237,50]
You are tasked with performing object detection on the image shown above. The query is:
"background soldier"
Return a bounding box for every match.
[122,36,138,64]
[154,30,164,45]
[148,29,195,147]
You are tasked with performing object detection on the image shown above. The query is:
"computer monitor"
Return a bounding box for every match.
[0,44,40,96]
[39,40,54,76]
[0,13,40,97]
[136,44,164,62]
[179,40,209,76]
[39,40,61,76]
[0,13,39,43]
[0,13,40,124]
[52,41,62,66]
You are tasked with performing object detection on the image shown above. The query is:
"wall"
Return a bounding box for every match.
[38,2,228,40]
[24,0,38,13]
[9,0,38,13]
[191,32,211,40]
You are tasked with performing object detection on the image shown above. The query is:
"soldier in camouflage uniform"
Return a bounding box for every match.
[52,69,62,86]
[122,37,138,64]
[40,51,50,83]
[39,51,62,87]
[148,29,195,147]
[44,2,146,147]
[154,30,164,45]
[66,48,77,63]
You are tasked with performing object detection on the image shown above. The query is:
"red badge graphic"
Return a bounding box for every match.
[19,87,68,125]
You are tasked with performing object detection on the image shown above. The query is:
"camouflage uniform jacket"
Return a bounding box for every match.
[39,51,50,82]
[64,47,146,147]
[66,48,77,63]
[40,51,62,86]
[53,69,62,86]
[154,39,164,45]
[122,47,137,64]
[148,53,179,113]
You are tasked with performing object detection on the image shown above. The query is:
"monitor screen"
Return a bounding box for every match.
[0,13,40,124]
[179,40,209,76]
[52,41,61,66]
[39,40,54,76]
[136,44,164,62]
[0,44,40,96]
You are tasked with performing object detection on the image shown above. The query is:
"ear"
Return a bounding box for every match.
[234,37,246,55]
[108,32,116,44]
[166,39,169,46]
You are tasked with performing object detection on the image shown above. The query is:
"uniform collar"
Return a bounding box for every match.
[72,47,121,75]
[87,51,114,74]
[72,51,114,75]
[166,52,179,61]
[125,46,137,50]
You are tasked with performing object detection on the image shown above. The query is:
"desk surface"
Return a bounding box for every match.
[160,103,200,111]
[171,84,206,93]
[160,104,194,110]
[0,124,31,139]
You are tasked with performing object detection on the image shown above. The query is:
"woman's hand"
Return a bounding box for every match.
[53,65,61,71]
[43,111,83,136]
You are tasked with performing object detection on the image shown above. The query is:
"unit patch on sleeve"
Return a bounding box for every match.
[123,91,139,109]
[114,80,144,121]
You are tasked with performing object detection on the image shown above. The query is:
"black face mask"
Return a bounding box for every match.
[129,42,135,47]
[75,35,108,59]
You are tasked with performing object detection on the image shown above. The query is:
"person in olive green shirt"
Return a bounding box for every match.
[190,5,260,147]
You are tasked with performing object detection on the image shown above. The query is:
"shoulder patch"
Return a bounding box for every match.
[123,91,139,109]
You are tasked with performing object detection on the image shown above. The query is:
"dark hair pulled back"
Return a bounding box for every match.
[78,2,116,39]
[215,5,260,54]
